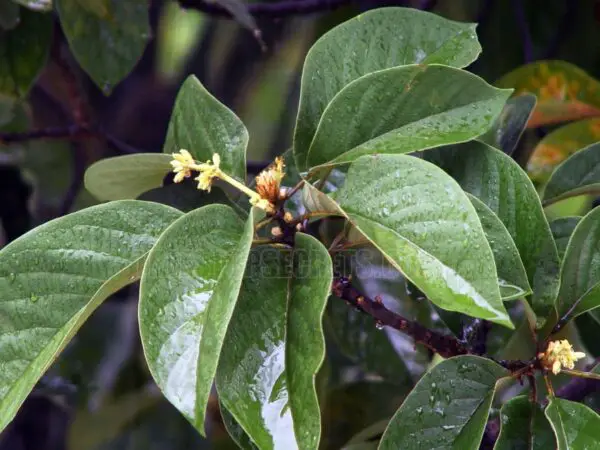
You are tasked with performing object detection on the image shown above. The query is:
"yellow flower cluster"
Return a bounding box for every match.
[170,150,282,214]
[539,339,586,375]
[170,150,221,191]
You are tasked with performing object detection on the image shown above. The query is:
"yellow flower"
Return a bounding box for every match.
[194,153,221,192]
[170,149,195,183]
[169,150,281,214]
[250,195,275,213]
[539,340,586,375]
[255,156,285,204]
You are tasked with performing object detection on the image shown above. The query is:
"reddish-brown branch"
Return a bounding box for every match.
[331,276,469,358]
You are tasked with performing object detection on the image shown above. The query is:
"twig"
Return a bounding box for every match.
[331,276,469,358]
[178,0,353,18]
[460,318,491,355]
[0,126,92,144]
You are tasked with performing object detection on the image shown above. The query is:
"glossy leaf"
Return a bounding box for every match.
[494,395,554,450]
[0,200,182,434]
[543,142,600,205]
[306,65,511,169]
[84,153,172,201]
[139,205,253,436]
[379,356,508,450]
[527,118,600,184]
[293,7,481,170]
[554,207,600,320]
[550,217,581,259]
[163,75,247,182]
[467,194,531,300]
[285,234,333,450]
[217,234,333,450]
[545,398,600,449]
[220,403,258,450]
[426,141,560,320]
[335,154,511,327]
[56,0,149,92]
[479,94,536,155]
[0,8,52,99]
[497,61,600,128]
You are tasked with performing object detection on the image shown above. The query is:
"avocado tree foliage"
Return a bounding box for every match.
[3,3,600,449]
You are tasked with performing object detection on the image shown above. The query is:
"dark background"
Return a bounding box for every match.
[1,0,600,448]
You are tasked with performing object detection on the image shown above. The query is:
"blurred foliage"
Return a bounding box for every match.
[3,0,600,448]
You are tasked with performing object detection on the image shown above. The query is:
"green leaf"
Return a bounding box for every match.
[467,194,531,300]
[56,0,149,92]
[12,0,52,12]
[526,118,600,184]
[494,395,554,450]
[379,356,508,450]
[84,153,172,201]
[426,141,560,320]
[0,200,182,434]
[138,204,254,436]
[293,7,482,171]
[550,217,581,260]
[554,207,600,320]
[163,75,247,182]
[306,65,511,169]
[479,94,536,156]
[220,402,258,450]
[545,398,600,449]
[76,0,112,19]
[496,61,600,128]
[0,0,20,30]
[285,234,333,450]
[332,154,512,327]
[543,142,600,205]
[0,8,52,99]
[217,234,333,450]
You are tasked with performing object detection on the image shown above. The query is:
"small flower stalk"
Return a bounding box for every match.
[538,339,586,375]
[170,150,285,214]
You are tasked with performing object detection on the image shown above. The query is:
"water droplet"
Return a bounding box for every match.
[431,382,437,389]
[8,273,16,283]
[442,425,456,430]
[375,321,384,330]
[416,407,423,415]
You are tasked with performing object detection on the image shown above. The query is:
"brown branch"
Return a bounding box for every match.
[178,0,354,18]
[331,276,469,358]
